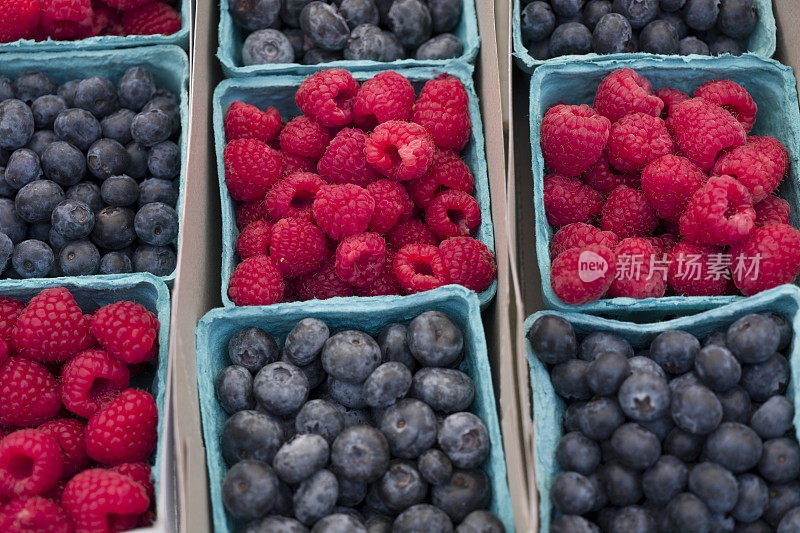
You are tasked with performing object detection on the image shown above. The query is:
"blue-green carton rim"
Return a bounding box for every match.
[0,0,189,53]
[195,284,513,532]
[528,54,800,319]
[523,283,800,532]
[511,0,776,73]
[0,45,190,286]
[212,64,496,309]
[217,0,479,77]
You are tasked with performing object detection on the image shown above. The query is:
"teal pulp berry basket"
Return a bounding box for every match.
[217,0,479,78]
[529,54,800,320]
[212,63,496,308]
[0,45,190,286]
[524,283,800,532]
[195,285,514,532]
[512,0,776,73]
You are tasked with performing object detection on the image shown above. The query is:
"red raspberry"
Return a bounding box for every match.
[641,155,707,222]
[607,112,674,174]
[694,79,757,133]
[607,238,666,299]
[353,247,401,297]
[86,389,157,465]
[667,241,728,296]
[0,0,40,43]
[101,0,151,10]
[279,116,331,160]
[386,218,438,250]
[335,233,386,287]
[601,185,658,239]
[439,237,496,292]
[712,136,789,202]
[109,462,154,502]
[282,151,316,177]
[730,223,800,296]
[550,223,619,258]
[393,244,450,294]
[645,234,678,258]
[582,152,639,194]
[754,195,791,228]
[679,175,755,246]
[223,139,282,202]
[407,149,474,209]
[656,87,689,119]
[91,301,159,365]
[0,430,62,497]
[224,101,282,144]
[353,71,415,130]
[365,121,435,181]
[270,218,328,277]
[235,199,267,231]
[593,69,664,123]
[544,174,603,228]
[0,297,24,343]
[411,75,471,152]
[38,419,89,479]
[39,0,92,40]
[540,104,610,177]
[60,349,129,418]
[296,258,353,300]
[265,173,326,222]
[366,179,413,234]
[312,184,375,240]
[236,219,272,259]
[121,1,181,35]
[317,128,381,187]
[228,255,284,306]
[550,244,617,305]
[425,190,480,240]
[62,469,149,533]
[89,3,118,37]
[295,69,360,127]
[0,496,71,533]
[667,97,746,172]
[0,358,60,427]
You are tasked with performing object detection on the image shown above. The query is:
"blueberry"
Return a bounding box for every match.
[115,67,155,113]
[726,314,780,364]
[300,2,350,50]
[578,397,625,440]
[387,0,432,48]
[5,149,41,190]
[243,29,296,65]
[529,316,578,364]
[362,480,393,517]
[145,141,180,180]
[134,202,179,246]
[215,365,255,414]
[741,353,790,402]
[651,330,700,374]
[377,323,414,371]
[706,422,763,473]
[551,359,591,400]
[361,362,412,409]
[736,521,772,533]
[585,350,630,396]
[303,48,345,64]
[224,329,276,377]
[671,383,722,435]
[331,425,389,483]
[125,142,149,179]
[608,506,655,533]
[414,34,464,60]
[99,251,132,274]
[657,9,688,37]
[761,313,791,351]
[101,109,136,145]
[295,399,345,444]
[628,355,667,378]
[13,72,55,104]
[101,175,139,208]
[682,0,721,30]
[381,31,406,61]
[661,0,685,11]
[433,468,491,522]
[551,515,599,533]
[709,35,745,55]
[409,367,473,413]
[640,19,679,52]
[550,21,593,55]
[667,492,711,531]
[281,0,315,27]
[58,240,100,275]
[750,395,793,439]
[393,504,454,533]
[41,141,85,188]
[612,0,659,28]
[340,0,379,27]
[138,178,178,208]
[610,423,661,470]
[694,344,740,392]
[73,77,118,119]
[601,463,642,506]
[0,233,11,273]
[717,385,751,423]
[66,182,103,213]
[57,80,80,108]
[590,12,635,53]
[86,139,129,181]
[521,1,556,42]
[254,361,309,416]
[0,100,34,150]
[274,433,329,484]
[344,24,385,61]
[92,207,136,250]
[551,471,598,515]
[292,468,338,525]
[378,460,427,511]
[0,199,25,245]
[222,459,278,520]
[408,311,463,367]
[322,330,382,384]
[141,96,181,138]
[0,78,12,102]
[642,455,688,505]
[15,179,64,223]
[617,371,670,422]
[30,95,66,131]
[679,35,710,54]
[766,482,800,527]
[230,0,281,30]
[284,28,310,58]
[417,448,452,485]
[243,516,308,533]
[427,0,462,33]
[778,508,800,533]
[688,461,739,513]
[556,431,601,475]
[221,409,284,465]
[563,402,584,433]
[25,130,55,157]
[312,514,366,532]
[327,377,366,408]
[131,109,172,147]
[640,414,674,440]
[455,510,503,533]
[759,438,800,484]
[379,398,436,459]
[732,473,769,523]
[364,515,392,533]
[438,412,490,469]
[54,109,101,152]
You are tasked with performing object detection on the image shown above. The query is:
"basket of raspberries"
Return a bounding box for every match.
[219,68,496,308]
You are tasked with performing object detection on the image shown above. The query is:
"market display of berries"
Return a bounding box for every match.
[0,286,160,531]
[521,0,758,59]
[223,69,496,306]
[529,311,800,532]
[230,0,465,66]
[540,68,797,305]
[214,312,504,531]
[0,67,181,278]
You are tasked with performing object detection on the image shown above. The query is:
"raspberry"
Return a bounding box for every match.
[601,185,658,239]
[607,238,666,299]
[407,149,474,209]
[439,237,496,292]
[38,419,89,479]
[393,244,450,294]
[353,71,415,130]
[335,233,386,287]
[0,496,71,533]
[582,152,639,194]
[270,218,328,277]
[91,301,159,365]
[100,0,151,10]
[645,233,678,257]
[86,389,157,465]
[679,175,755,246]
[712,136,789,203]
[593,69,664,123]
[223,139,282,202]
[656,87,690,119]
[296,258,353,300]
[42,478,65,505]
[540,104,610,177]
[365,121,435,181]
[224,101,282,144]
[279,116,331,160]
[236,219,272,259]
[386,218,438,250]
[694,79,757,133]
[411,75,471,152]
[0,0,40,43]
[543,174,604,228]
[39,0,92,40]
[282,151,316,177]
[228,255,284,306]
[0,430,62,497]
[550,244,617,305]
[550,223,619,258]
[12,287,91,362]
[312,184,375,240]
[265,173,326,222]
[353,247,401,297]
[317,128,381,187]
[295,69,360,127]
[0,358,61,427]
[607,112,674,173]
[62,469,149,533]
[109,463,154,502]
[667,241,728,296]
[366,179,413,234]
[754,195,791,228]
[60,349,129,419]
[121,1,181,35]
[0,298,24,343]
[90,3,118,37]
[425,190,481,240]
[235,199,267,231]
[730,223,800,296]
[641,155,707,222]
[667,97,747,172]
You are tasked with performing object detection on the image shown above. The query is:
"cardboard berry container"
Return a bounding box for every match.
[217,0,480,78]
[0,45,189,287]
[511,0,776,73]
[528,54,800,319]
[194,284,514,533]
[212,64,497,308]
